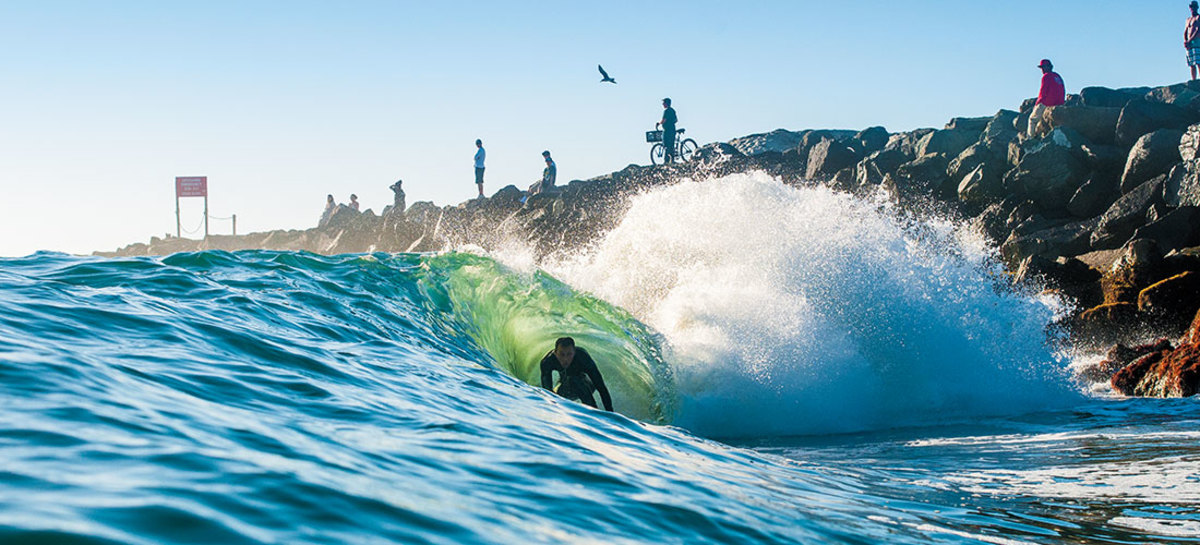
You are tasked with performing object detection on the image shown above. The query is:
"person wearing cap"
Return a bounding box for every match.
[656,98,678,162]
[1187,1,1200,80]
[474,139,486,198]
[1028,59,1065,138]
[529,150,557,196]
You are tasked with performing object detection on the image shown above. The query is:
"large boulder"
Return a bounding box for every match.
[980,110,1020,154]
[799,130,856,156]
[1011,129,1090,211]
[1090,176,1167,250]
[1139,271,1200,329]
[1165,162,1200,207]
[1111,309,1200,397]
[1115,99,1198,148]
[894,153,951,195]
[957,162,1006,206]
[1047,105,1121,145]
[884,129,934,157]
[806,138,861,180]
[1079,86,1139,108]
[1145,82,1200,110]
[916,128,980,159]
[1120,129,1184,193]
[854,148,909,188]
[1130,206,1200,253]
[853,126,890,155]
[728,129,805,156]
[1067,176,1121,218]
[1179,123,1200,161]
[1000,217,1098,263]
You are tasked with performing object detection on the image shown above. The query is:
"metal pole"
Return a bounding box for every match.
[175,195,181,237]
[204,195,209,238]
[232,214,237,236]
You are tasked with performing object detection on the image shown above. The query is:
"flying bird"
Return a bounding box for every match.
[598,65,616,84]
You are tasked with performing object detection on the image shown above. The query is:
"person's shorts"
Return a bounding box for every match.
[1188,47,1200,67]
[475,167,485,184]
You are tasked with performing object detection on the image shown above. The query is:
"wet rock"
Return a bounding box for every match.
[1012,130,1090,211]
[1083,339,1174,383]
[957,162,1006,206]
[854,148,909,188]
[806,138,861,180]
[1100,239,1165,305]
[1000,217,1098,264]
[1090,176,1166,250]
[1138,271,1200,333]
[1111,309,1200,397]
[1120,129,1183,193]
[894,153,951,195]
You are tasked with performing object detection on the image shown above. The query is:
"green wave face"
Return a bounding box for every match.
[412,252,675,423]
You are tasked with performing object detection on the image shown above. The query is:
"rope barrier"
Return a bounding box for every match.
[180,216,206,235]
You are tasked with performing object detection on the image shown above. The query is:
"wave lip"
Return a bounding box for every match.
[553,172,1081,437]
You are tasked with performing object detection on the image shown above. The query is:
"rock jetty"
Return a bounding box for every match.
[99,81,1200,398]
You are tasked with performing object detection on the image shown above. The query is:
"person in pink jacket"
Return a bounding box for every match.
[1187,1,1200,80]
[1028,59,1065,137]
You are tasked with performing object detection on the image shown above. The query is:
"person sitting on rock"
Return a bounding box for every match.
[388,179,406,216]
[349,194,360,212]
[529,150,556,196]
[319,194,336,227]
[1186,1,1200,81]
[1028,59,1065,138]
[540,337,613,412]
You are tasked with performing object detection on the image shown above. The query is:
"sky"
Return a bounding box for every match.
[0,1,1190,257]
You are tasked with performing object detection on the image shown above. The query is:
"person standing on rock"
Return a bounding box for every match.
[1186,1,1200,80]
[388,179,406,216]
[474,139,486,198]
[349,194,360,212]
[657,98,678,162]
[1028,59,1065,138]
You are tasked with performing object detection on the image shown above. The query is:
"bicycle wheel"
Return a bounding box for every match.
[650,143,666,165]
[679,139,698,162]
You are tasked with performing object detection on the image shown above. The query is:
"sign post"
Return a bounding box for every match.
[175,176,208,238]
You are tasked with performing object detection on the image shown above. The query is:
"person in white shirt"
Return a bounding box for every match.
[474,139,486,198]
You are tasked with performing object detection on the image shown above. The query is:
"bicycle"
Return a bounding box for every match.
[646,128,698,165]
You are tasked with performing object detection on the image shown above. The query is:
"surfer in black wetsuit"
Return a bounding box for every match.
[540,337,614,412]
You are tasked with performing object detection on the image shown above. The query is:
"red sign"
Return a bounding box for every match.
[176,176,207,198]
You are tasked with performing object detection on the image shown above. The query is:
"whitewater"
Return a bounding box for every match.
[2,173,1198,544]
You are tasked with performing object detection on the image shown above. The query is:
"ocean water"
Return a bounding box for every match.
[2,173,1198,544]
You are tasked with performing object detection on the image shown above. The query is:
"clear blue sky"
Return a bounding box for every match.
[0,1,1187,256]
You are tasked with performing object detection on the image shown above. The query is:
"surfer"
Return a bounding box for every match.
[540,337,614,412]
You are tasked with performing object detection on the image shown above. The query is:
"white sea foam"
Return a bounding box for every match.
[550,172,1081,437]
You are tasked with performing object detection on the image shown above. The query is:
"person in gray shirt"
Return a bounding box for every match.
[474,139,486,198]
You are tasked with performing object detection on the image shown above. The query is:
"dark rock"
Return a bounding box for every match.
[884,129,933,157]
[799,130,856,156]
[1047,105,1121,145]
[854,148,909,188]
[1078,302,1141,345]
[1080,86,1139,108]
[1179,123,1200,161]
[1100,239,1165,305]
[1012,131,1090,211]
[1082,339,1174,383]
[947,143,997,182]
[1120,129,1184,193]
[1145,83,1200,110]
[806,138,861,180]
[1131,206,1200,254]
[1001,217,1098,263]
[945,116,990,132]
[957,163,1006,206]
[1090,176,1166,250]
[1138,271,1200,330]
[1067,176,1121,218]
[894,154,951,195]
[728,129,804,156]
[853,126,890,155]
[1115,99,1198,148]
[980,110,1020,155]
[915,128,979,159]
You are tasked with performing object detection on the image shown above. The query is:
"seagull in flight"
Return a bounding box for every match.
[598,65,616,84]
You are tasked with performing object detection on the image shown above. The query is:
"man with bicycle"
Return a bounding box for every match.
[657,98,678,162]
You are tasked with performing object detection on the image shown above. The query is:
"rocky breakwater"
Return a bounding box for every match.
[99,80,1200,397]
